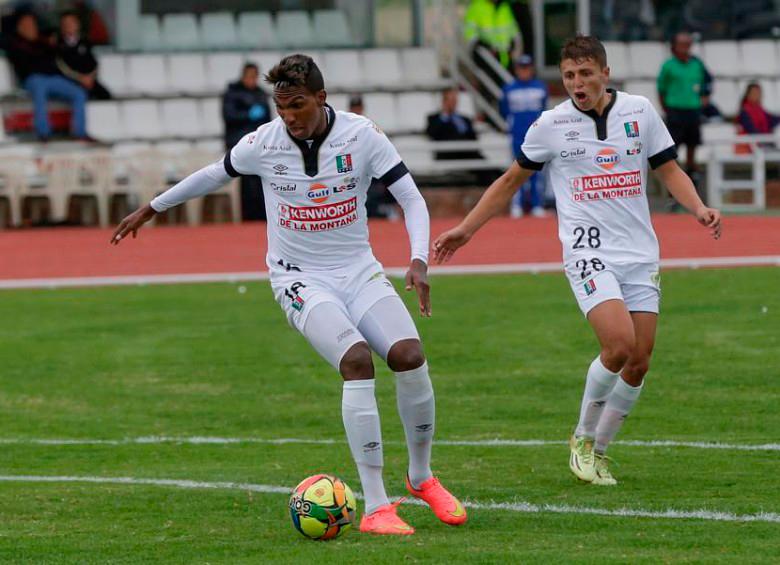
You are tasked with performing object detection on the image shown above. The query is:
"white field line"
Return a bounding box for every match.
[0,436,778,451]
[1,255,779,290]
[0,474,777,524]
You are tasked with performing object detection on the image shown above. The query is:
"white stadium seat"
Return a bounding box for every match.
[763,79,780,114]
[205,53,246,93]
[201,12,238,49]
[97,54,129,97]
[396,92,438,132]
[312,9,354,47]
[323,50,363,90]
[362,49,403,89]
[122,100,163,140]
[194,138,225,158]
[199,97,224,138]
[701,41,741,78]
[362,93,398,133]
[167,54,209,95]
[238,12,277,49]
[86,101,124,142]
[161,99,202,138]
[140,15,163,51]
[127,55,168,96]
[711,79,740,117]
[622,80,662,113]
[603,41,630,81]
[456,91,476,118]
[739,40,779,78]
[627,42,668,79]
[326,93,349,112]
[0,58,16,95]
[276,11,316,48]
[400,48,447,89]
[162,14,201,51]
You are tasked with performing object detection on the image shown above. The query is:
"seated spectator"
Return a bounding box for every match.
[426,88,481,161]
[6,12,88,140]
[57,11,111,100]
[72,0,110,45]
[737,83,779,135]
[222,62,271,221]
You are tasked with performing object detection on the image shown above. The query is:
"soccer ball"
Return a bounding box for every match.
[289,474,357,540]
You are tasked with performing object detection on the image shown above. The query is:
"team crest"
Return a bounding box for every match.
[336,154,353,173]
[624,121,640,138]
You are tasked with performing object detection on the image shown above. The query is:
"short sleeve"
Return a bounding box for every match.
[644,100,677,169]
[225,131,258,177]
[517,116,554,170]
[367,121,406,183]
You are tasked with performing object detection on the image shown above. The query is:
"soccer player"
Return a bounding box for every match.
[111,55,465,535]
[433,36,721,485]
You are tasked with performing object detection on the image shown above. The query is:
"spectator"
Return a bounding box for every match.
[426,88,481,161]
[737,83,779,135]
[500,54,547,217]
[57,11,110,100]
[348,93,364,115]
[222,62,271,221]
[6,12,88,141]
[657,31,712,178]
[71,0,110,45]
[463,0,520,71]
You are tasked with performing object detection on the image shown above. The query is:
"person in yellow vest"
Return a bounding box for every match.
[463,0,520,71]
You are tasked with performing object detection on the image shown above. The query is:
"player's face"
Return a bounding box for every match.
[274,87,327,140]
[560,58,609,112]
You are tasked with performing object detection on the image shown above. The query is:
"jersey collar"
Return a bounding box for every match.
[286,104,336,177]
[572,88,617,141]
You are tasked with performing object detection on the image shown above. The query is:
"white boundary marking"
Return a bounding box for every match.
[1,255,779,290]
[0,474,777,524]
[0,436,778,451]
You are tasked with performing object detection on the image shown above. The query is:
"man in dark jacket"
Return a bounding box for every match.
[57,11,111,100]
[222,63,271,220]
[7,12,88,140]
[425,88,481,160]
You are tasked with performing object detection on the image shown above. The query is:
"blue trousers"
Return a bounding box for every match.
[512,171,543,209]
[23,74,87,138]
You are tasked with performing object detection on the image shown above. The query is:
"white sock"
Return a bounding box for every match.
[574,356,620,438]
[395,362,434,489]
[595,377,644,454]
[341,379,389,515]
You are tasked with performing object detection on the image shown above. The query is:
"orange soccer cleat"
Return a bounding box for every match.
[359,499,415,536]
[405,475,467,526]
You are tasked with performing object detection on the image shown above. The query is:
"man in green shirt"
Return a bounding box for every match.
[657,32,713,177]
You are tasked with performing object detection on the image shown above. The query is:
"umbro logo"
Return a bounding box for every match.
[415,424,433,432]
[273,163,288,175]
[363,441,381,452]
[564,130,580,141]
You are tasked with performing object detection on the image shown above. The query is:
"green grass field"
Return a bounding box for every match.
[1,268,779,563]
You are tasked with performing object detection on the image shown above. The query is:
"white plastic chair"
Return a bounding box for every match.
[126,55,168,96]
[205,53,246,93]
[312,9,354,47]
[362,49,403,89]
[627,42,668,79]
[701,41,741,78]
[140,15,163,51]
[122,100,164,140]
[276,11,316,48]
[160,99,202,139]
[201,12,238,49]
[96,54,129,97]
[396,92,438,133]
[238,12,277,49]
[623,80,662,113]
[0,58,16,96]
[400,48,448,89]
[362,93,398,133]
[323,50,363,90]
[167,54,209,95]
[603,41,630,81]
[739,40,779,78]
[162,14,201,50]
[86,101,125,142]
[711,79,740,117]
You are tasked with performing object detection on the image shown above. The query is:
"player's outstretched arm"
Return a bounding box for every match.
[433,161,533,263]
[654,160,722,240]
[110,203,157,244]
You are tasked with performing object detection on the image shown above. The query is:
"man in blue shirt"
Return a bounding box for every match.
[500,54,547,217]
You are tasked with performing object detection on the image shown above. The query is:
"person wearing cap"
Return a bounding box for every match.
[500,54,547,217]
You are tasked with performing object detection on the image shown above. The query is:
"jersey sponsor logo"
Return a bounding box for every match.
[307,183,330,203]
[263,143,292,151]
[336,153,353,173]
[583,279,597,296]
[273,163,288,175]
[329,135,357,149]
[624,121,640,138]
[626,141,642,155]
[594,148,620,170]
[554,117,583,126]
[570,170,643,202]
[271,182,296,192]
[560,147,588,161]
[564,130,580,141]
[278,196,359,231]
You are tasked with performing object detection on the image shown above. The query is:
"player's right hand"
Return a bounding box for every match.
[432,225,472,264]
[110,204,157,245]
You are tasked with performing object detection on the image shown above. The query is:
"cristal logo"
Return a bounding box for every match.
[307,183,330,203]
[594,148,620,170]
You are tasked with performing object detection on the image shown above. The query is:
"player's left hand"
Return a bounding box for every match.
[405,258,431,317]
[695,206,722,240]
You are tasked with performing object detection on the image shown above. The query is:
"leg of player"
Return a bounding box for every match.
[357,296,467,526]
[592,312,657,485]
[570,299,635,483]
[302,302,413,535]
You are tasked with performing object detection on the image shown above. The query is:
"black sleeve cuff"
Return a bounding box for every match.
[379,161,409,186]
[649,146,677,170]
[223,151,240,178]
[516,149,544,171]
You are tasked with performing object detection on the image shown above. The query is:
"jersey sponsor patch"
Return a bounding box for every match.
[336,153,353,173]
[624,121,640,137]
[570,170,643,202]
[278,197,359,231]
[626,141,642,155]
[594,148,620,170]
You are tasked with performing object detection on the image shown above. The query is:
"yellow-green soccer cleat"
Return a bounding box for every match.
[593,453,618,486]
[568,435,597,482]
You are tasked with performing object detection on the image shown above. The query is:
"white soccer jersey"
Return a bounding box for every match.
[226,106,409,270]
[519,89,676,279]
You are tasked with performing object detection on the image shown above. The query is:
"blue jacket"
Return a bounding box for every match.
[500,78,548,153]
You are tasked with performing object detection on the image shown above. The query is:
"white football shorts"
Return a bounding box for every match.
[566,261,661,317]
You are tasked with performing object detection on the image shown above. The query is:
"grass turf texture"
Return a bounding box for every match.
[0,268,778,563]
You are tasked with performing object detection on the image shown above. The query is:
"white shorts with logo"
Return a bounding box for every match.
[565,261,661,317]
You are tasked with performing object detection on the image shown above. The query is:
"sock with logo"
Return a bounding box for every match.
[342,379,389,515]
[395,362,435,489]
[595,377,644,454]
[574,355,620,438]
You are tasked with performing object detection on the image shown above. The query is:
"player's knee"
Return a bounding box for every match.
[602,339,633,371]
[339,342,374,381]
[386,339,425,372]
[622,357,650,386]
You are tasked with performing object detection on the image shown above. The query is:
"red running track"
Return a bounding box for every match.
[2,215,779,281]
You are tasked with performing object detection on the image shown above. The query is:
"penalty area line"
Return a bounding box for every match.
[0,474,777,524]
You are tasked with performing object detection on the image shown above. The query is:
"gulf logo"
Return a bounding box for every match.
[307,183,330,203]
[594,148,620,170]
